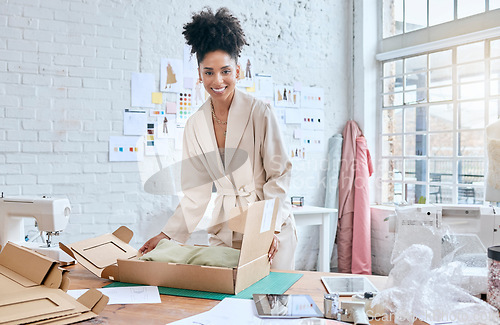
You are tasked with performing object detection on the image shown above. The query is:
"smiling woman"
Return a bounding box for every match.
[139,7,298,271]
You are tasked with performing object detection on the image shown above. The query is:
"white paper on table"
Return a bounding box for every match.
[67,286,161,305]
[131,72,155,108]
[285,108,301,124]
[109,136,144,162]
[168,298,334,325]
[123,108,147,136]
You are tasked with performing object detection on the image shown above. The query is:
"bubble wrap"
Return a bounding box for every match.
[373,244,500,325]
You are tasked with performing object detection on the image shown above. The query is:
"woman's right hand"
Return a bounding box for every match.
[139,232,169,255]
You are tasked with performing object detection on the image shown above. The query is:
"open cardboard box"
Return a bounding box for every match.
[0,242,108,325]
[60,198,279,295]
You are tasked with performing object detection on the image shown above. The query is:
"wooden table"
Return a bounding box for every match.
[67,264,426,324]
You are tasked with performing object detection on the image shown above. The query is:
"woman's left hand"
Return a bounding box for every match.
[268,234,280,264]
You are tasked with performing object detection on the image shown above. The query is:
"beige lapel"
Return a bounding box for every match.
[193,100,225,177]
[225,89,252,168]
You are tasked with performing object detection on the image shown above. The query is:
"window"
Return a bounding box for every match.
[379,2,500,205]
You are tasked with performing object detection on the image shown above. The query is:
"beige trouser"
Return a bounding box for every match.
[209,214,298,271]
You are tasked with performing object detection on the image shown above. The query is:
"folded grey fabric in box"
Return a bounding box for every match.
[139,239,240,268]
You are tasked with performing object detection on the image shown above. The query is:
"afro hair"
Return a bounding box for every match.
[183,7,248,64]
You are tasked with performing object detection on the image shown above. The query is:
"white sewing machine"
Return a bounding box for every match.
[0,194,74,264]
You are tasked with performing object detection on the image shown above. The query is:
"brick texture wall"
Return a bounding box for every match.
[0,0,352,269]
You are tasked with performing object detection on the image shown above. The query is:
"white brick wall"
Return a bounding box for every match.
[0,0,352,270]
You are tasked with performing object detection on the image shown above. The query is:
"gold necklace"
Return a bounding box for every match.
[211,100,228,125]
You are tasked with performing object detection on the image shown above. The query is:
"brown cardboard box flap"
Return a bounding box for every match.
[0,242,57,285]
[60,227,137,277]
[0,289,77,324]
[236,198,278,267]
[0,242,108,325]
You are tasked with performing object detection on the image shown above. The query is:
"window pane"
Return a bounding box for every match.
[429,104,453,131]
[384,92,404,107]
[405,134,427,156]
[405,55,427,73]
[458,130,484,156]
[429,86,453,102]
[491,80,500,96]
[491,39,500,58]
[430,50,452,69]
[405,0,427,32]
[459,82,485,100]
[383,0,403,38]
[457,42,484,64]
[457,62,485,83]
[406,183,426,204]
[405,159,427,181]
[384,59,404,76]
[405,106,427,132]
[458,159,484,185]
[429,160,454,182]
[457,0,485,19]
[489,99,500,122]
[458,101,485,129]
[382,182,404,204]
[429,132,453,157]
[382,159,403,181]
[429,0,454,26]
[430,185,453,203]
[458,186,483,204]
[490,58,500,78]
[382,135,403,156]
[429,68,452,87]
[383,108,403,133]
[491,0,500,10]
[383,77,397,93]
[404,89,427,104]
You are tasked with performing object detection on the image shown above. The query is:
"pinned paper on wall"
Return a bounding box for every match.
[290,146,306,160]
[109,136,144,162]
[301,130,324,153]
[176,90,196,126]
[301,109,324,130]
[150,106,166,116]
[301,86,324,109]
[131,73,155,108]
[193,81,208,107]
[152,92,163,104]
[161,58,183,93]
[237,56,254,88]
[293,128,302,139]
[285,108,301,124]
[183,44,198,89]
[274,84,300,108]
[165,101,177,114]
[273,107,286,129]
[255,74,274,98]
[157,114,176,139]
[145,122,169,156]
[123,108,147,136]
[175,127,184,150]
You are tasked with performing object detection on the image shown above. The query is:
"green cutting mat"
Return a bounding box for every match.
[104,272,303,300]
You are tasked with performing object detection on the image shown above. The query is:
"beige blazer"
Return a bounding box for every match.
[162,89,293,246]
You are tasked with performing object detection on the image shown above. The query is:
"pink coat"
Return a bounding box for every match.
[336,121,363,273]
[351,136,373,274]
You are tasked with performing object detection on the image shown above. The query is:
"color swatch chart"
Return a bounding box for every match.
[176,90,194,126]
